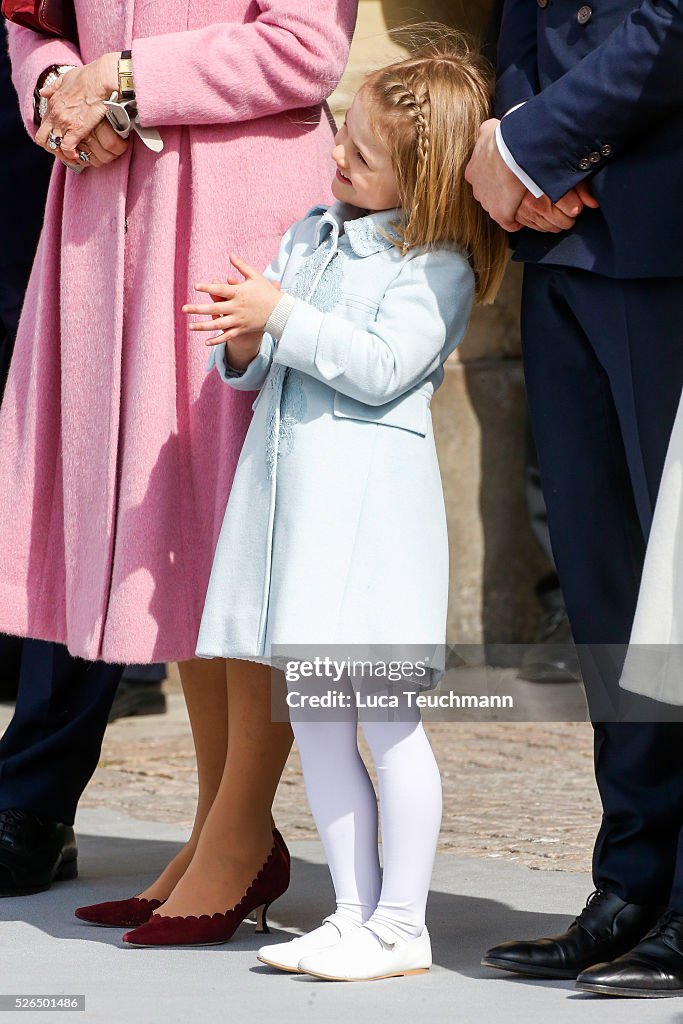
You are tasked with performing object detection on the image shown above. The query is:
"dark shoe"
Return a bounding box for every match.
[0,809,78,896]
[122,830,291,947]
[107,680,167,723]
[482,889,665,979]
[75,896,165,928]
[576,910,683,997]
[519,610,581,683]
[79,829,289,932]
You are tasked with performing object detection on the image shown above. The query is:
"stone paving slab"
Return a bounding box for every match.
[0,809,677,1024]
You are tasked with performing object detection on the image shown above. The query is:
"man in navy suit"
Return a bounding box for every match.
[467,0,683,999]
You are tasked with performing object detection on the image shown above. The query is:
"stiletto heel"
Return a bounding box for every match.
[122,830,290,948]
[255,903,270,934]
[76,827,288,929]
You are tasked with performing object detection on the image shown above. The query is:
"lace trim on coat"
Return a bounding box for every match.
[264,239,347,479]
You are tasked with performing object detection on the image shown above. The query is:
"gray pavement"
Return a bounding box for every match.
[0,809,678,1024]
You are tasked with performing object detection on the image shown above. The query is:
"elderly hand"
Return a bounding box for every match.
[35,53,127,165]
[183,256,283,346]
[466,118,594,233]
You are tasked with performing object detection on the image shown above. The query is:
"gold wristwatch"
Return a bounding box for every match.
[118,50,135,101]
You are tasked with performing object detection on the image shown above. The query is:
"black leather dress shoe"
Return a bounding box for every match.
[107,680,167,723]
[576,911,683,997]
[481,889,664,979]
[0,808,78,896]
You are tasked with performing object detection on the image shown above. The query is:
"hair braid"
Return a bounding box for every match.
[375,77,431,250]
[360,29,510,303]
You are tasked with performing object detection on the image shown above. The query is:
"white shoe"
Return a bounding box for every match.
[298,922,432,981]
[256,913,360,973]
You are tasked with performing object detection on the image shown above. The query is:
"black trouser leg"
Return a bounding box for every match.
[0,640,123,825]
[521,264,683,905]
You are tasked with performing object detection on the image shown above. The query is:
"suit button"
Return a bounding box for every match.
[601,143,613,157]
[577,4,592,23]
[589,151,601,164]
[579,157,591,171]
[537,0,549,8]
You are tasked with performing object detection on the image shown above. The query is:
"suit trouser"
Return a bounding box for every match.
[521,264,683,909]
[0,640,123,825]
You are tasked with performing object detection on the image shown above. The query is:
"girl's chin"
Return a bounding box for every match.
[332,177,353,198]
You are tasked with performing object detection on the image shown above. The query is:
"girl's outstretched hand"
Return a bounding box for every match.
[182,254,282,346]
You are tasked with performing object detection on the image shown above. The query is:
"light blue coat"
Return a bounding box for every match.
[195,202,475,674]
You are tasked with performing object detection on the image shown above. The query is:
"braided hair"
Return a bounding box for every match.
[361,32,508,305]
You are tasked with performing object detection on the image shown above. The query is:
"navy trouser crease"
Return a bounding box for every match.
[521,264,683,908]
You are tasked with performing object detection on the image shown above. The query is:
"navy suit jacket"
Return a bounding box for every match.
[496,0,683,277]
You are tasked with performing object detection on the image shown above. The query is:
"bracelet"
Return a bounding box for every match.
[33,64,77,127]
[118,50,135,101]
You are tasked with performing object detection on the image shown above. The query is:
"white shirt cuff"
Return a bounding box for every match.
[496,115,544,200]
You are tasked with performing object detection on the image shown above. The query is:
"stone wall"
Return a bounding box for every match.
[330,1,551,643]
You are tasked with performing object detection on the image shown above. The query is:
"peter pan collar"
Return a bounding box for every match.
[314,202,401,257]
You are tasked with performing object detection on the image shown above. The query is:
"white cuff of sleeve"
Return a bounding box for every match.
[495,121,544,200]
[264,292,297,340]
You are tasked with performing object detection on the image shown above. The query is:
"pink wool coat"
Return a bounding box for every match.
[0,1,357,662]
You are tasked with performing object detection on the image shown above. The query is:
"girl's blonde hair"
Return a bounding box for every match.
[361,30,508,305]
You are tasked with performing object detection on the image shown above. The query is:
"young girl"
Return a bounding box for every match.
[183,36,506,980]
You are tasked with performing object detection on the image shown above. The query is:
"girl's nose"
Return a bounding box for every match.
[332,142,345,164]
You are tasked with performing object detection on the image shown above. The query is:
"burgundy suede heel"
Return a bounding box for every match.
[121,831,291,948]
[75,829,288,932]
[75,896,165,928]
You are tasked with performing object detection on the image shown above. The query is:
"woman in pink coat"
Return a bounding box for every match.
[1,1,355,918]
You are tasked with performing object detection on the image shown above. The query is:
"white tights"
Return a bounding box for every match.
[289,672,442,942]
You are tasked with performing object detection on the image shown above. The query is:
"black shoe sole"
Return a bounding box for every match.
[575,981,683,999]
[0,856,77,897]
[481,956,578,980]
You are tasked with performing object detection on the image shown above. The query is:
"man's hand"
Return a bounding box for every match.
[466,119,599,233]
[465,118,528,231]
[514,181,599,232]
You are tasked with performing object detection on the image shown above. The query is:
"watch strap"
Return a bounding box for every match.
[118,50,135,101]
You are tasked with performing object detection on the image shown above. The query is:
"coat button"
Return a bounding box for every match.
[577,4,592,23]
[600,143,613,157]
[537,0,549,8]
[579,157,591,171]
[589,151,601,164]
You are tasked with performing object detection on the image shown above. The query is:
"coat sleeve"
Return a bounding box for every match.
[206,211,305,391]
[6,22,83,137]
[499,0,683,202]
[494,0,540,118]
[271,250,475,406]
[131,0,357,128]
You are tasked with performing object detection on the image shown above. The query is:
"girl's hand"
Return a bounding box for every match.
[182,255,283,345]
[35,53,122,163]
